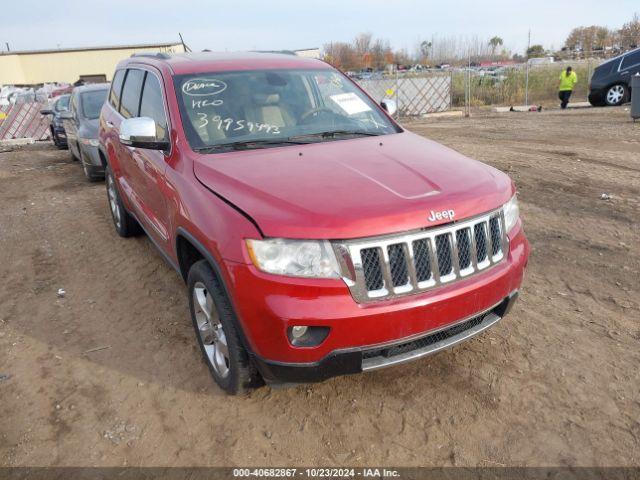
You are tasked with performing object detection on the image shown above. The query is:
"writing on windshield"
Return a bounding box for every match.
[174,69,398,150]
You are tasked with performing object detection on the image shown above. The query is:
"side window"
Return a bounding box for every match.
[621,50,640,70]
[109,70,125,110]
[139,72,169,141]
[119,69,145,119]
[69,93,77,115]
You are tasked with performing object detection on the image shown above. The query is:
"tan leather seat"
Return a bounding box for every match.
[244,93,295,128]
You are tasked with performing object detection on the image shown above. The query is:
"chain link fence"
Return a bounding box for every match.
[354,72,452,116]
[450,60,596,109]
[353,59,599,118]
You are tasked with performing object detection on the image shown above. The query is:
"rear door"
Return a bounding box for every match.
[100,69,125,172]
[114,68,146,213]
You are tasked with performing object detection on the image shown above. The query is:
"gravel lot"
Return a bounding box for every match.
[1,107,638,467]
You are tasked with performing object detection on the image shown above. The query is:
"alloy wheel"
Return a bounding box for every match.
[606,85,625,105]
[107,174,121,229]
[193,281,230,378]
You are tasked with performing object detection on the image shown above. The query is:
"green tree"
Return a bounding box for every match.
[420,40,432,60]
[488,36,503,56]
[526,44,545,58]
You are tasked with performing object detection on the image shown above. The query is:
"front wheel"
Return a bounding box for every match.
[188,259,262,394]
[605,84,628,106]
[51,127,59,147]
[105,166,141,237]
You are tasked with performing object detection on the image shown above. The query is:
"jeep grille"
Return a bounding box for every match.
[334,208,508,303]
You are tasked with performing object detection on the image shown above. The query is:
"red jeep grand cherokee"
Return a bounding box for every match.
[98,52,529,394]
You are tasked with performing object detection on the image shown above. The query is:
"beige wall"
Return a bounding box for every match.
[0,43,185,86]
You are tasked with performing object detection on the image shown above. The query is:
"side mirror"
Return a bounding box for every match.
[380,98,398,117]
[119,117,169,150]
[40,109,53,115]
[59,111,74,120]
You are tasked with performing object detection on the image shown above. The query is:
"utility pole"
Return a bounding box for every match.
[525,29,531,106]
[5,42,9,52]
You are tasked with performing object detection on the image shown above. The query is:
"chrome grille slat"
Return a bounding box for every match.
[335,208,508,303]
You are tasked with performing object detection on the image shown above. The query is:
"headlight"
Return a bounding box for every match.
[79,138,99,147]
[246,239,341,278]
[503,195,520,233]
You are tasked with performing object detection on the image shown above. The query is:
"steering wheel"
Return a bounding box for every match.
[300,107,335,122]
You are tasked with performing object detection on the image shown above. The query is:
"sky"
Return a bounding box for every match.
[1,0,638,55]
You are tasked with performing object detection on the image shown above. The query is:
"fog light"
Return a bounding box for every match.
[287,326,330,347]
[291,326,308,339]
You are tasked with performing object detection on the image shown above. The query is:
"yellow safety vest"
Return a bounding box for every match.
[559,71,577,91]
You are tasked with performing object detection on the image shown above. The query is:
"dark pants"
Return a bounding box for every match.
[559,90,572,109]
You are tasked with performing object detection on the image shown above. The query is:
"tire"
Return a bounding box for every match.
[51,127,59,147]
[187,259,262,394]
[605,84,628,106]
[105,166,142,237]
[70,142,79,161]
[83,162,102,182]
[81,154,103,183]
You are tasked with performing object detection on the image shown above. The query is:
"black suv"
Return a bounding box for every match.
[588,47,640,106]
[40,94,71,148]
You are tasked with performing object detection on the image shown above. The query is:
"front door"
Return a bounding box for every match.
[134,69,171,246]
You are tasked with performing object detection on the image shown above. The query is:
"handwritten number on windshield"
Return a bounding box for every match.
[197,112,281,135]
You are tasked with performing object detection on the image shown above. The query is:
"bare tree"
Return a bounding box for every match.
[619,13,640,49]
[354,33,373,57]
[565,25,613,54]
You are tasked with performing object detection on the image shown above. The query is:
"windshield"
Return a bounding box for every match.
[81,89,108,120]
[55,95,70,112]
[174,69,399,151]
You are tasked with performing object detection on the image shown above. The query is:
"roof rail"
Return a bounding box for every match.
[130,52,171,59]
[251,50,297,56]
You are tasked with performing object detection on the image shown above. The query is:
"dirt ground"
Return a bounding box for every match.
[1,107,639,468]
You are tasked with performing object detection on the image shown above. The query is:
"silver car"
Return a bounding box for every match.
[61,83,109,181]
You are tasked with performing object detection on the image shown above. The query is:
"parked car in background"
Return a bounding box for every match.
[589,47,640,106]
[61,83,109,181]
[40,94,71,148]
[99,52,529,395]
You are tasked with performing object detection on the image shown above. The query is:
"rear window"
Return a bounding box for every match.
[55,95,70,111]
[81,89,108,120]
[593,59,619,78]
[621,50,640,70]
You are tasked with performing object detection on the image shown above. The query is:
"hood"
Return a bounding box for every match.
[78,118,99,139]
[193,131,513,239]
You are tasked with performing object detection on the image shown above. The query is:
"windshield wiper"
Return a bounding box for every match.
[289,130,381,141]
[194,138,310,153]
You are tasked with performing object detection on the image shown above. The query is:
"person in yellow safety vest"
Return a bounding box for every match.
[558,66,578,109]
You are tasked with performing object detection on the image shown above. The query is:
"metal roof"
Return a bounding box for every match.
[1,42,183,56]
